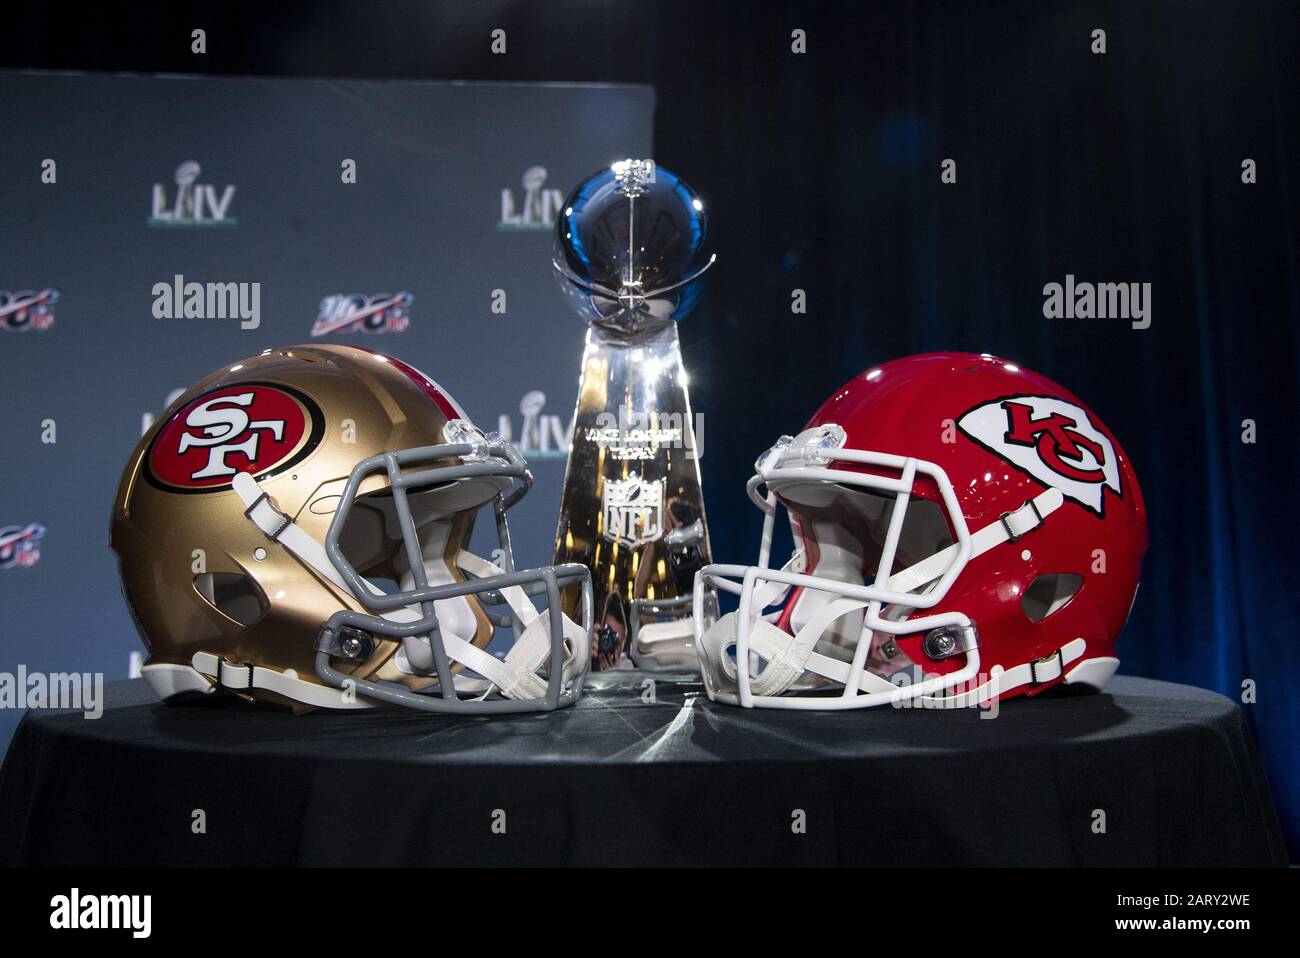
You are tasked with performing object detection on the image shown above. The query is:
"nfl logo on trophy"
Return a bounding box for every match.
[603,475,665,549]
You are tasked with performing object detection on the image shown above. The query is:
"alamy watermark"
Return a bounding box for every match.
[0,666,103,719]
[49,888,150,938]
[1043,274,1151,330]
[589,404,704,461]
[152,274,260,330]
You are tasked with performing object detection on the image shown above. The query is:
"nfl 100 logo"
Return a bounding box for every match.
[0,524,46,569]
[0,289,58,331]
[311,293,412,336]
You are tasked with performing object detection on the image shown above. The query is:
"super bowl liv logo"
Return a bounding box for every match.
[148,161,237,228]
[498,166,563,230]
[496,391,571,460]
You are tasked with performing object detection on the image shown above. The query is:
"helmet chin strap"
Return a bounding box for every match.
[391,519,482,673]
[786,519,867,656]
[453,551,589,699]
[229,471,585,706]
[883,487,1062,595]
[702,487,1066,705]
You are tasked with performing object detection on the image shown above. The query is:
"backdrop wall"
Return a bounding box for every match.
[1,0,1296,859]
[0,70,652,749]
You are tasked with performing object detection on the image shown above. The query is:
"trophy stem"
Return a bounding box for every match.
[552,322,711,670]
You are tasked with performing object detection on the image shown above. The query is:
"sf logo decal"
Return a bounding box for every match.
[145,383,324,492]
[177,393,287,479]
[957,395,1122,515]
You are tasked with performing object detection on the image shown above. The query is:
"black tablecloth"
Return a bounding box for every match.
[0,672,1286,866]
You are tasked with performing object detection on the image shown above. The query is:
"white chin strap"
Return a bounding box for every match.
[435,550,589,701]
[153,471,586,708]
[700,487,1082,706]
[911,637,1090,708]
[708,596,906,698]
[391,520,483,675]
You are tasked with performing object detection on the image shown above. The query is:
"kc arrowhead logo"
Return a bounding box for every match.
[957,395,1122,515]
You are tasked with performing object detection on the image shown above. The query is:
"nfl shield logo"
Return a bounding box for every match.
[602,475,665,548]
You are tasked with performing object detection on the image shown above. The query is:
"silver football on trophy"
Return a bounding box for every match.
[553,159,715,331]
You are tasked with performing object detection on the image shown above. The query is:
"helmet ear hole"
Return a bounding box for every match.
[1021,573,1083,623]
[194,572,268,626]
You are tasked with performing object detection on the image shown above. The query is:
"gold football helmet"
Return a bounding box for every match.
[111,344,592,713]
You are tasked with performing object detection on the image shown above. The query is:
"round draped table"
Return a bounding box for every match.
[0,672,1286,866]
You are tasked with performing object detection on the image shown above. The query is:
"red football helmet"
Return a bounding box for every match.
[694,352,1147,709]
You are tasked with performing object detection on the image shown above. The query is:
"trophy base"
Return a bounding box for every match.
[628,595,699,671]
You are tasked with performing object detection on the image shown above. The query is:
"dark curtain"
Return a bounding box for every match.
[7,0,1298,856]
